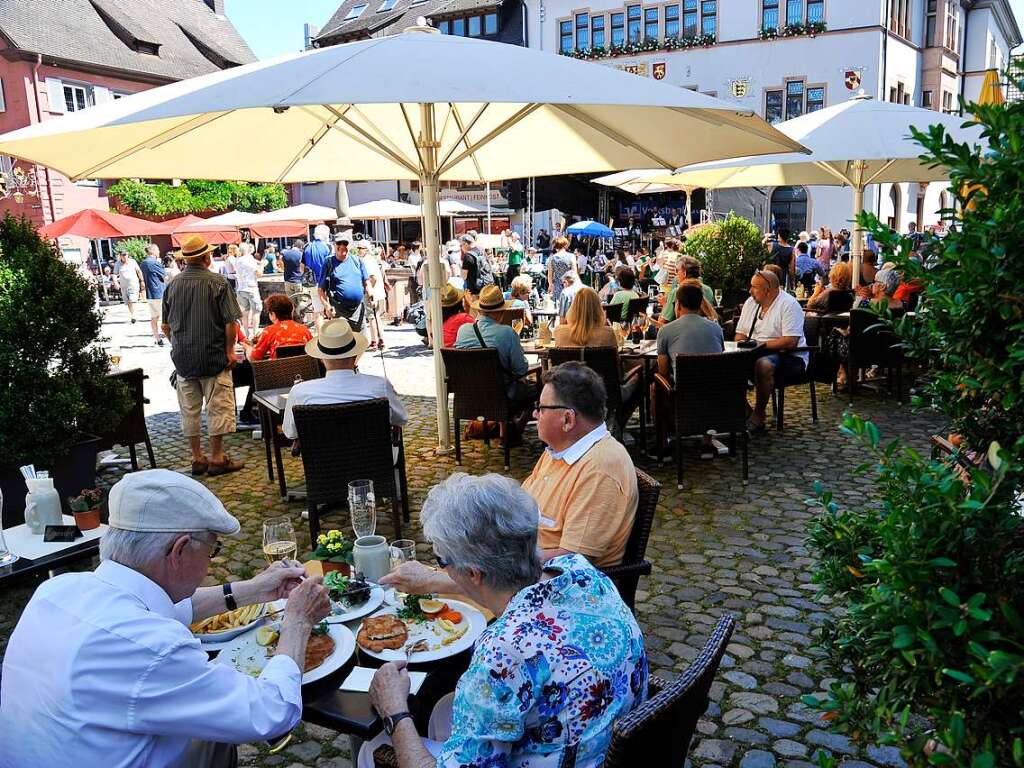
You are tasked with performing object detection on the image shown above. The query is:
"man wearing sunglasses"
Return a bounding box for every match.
[1,469,331,768]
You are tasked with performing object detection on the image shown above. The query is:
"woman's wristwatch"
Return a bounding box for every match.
[382,711,413,736]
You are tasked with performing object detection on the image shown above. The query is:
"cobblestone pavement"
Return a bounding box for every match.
[0,305,941,768]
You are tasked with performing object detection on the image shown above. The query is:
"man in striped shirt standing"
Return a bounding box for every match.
[162,235,246,476]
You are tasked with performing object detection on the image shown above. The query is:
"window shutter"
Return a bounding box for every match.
[45,77,65,113]
[93,86,113,104]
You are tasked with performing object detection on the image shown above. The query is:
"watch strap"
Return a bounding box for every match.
[223,582,237,611]
[383,711,413,736]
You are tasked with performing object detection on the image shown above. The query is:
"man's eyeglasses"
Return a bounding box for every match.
[533,402,573,415]
[434,552,451,569]
[190,533,222,559]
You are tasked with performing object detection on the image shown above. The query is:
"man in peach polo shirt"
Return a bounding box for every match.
[523,362,638,568]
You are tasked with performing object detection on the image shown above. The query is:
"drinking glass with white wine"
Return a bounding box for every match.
[109,343,122,369]
[511,316,524,338]
[262,517,297,563]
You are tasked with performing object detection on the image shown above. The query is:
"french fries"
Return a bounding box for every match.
[190,603,265,634]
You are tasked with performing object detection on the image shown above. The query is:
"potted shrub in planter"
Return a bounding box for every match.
[68,488,103,531]
[683,214,768,310]
[304,529,353,574]
[0,215,130,525]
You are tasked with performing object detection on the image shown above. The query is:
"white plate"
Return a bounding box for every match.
[193,603,269,644]
[357,599,487,664]
[268,583,385,626]
[215,622,356,685]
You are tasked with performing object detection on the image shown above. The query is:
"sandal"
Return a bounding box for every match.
[191,458,209,476]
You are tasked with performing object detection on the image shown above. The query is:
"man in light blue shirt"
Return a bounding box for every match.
[455,284,534,404]
[0,470,330,768]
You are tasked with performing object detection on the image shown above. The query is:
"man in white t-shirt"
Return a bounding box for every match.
[734,269,808,431]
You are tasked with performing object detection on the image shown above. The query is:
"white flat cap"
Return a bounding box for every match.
[108,469,241,535]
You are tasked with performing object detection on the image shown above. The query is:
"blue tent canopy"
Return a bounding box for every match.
[566,220,614,238]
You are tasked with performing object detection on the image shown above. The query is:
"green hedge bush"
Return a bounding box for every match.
[108,179,287,217]
[682,213,767,301]
[0,215,130,467]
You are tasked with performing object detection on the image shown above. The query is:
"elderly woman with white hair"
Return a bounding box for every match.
[366,472,648,768]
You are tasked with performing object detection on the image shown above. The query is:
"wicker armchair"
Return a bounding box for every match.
[547,346,643,443]
[847,308,906,405]
[602,615,736,768]
[600,468,660,611]
[96,368,156,471]
[371,615,736,768]
[769,313,839,431]
[292,400,408,541]
[441,347,536,470]
[252,355,323,482]
[655,351,753,488]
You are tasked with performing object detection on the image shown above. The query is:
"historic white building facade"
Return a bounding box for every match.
[526,0,1021,232]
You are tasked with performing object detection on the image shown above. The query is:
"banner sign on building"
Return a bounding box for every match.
[613,62,649,77]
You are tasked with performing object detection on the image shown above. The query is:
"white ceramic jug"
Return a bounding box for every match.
[24,478,62,535]
[352,535,390,582]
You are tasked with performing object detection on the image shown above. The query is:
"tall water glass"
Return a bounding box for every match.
[348,480,377,540]
[0,488,19,567]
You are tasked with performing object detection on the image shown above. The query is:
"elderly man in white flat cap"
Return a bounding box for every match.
[282,317,408,440]
[0,470,330,768]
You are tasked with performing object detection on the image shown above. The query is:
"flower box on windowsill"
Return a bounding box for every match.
[563,33,716,61]
[759,21,827,41]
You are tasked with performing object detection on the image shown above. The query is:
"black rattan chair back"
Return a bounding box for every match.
[274,344,306,359]
[252,355,322,392]
[672,351,751,436]
[440,348,510,423]
[292,400,404,540]
[603,615,736,768]
[96,368,156,470]
[548,346,622,414]
[825,289,855,313]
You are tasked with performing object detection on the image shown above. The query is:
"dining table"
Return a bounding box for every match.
[206,560,493,756]
[0,516,106,583]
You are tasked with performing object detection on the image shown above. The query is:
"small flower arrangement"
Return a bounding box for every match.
[69,488,103,512]
[305,529,353,566]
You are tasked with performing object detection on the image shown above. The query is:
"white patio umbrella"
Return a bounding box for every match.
[592,168,699,228]
[648,95,983,285]
[347,199,424,220]
[248,203,338,223]
[0,25,806,449]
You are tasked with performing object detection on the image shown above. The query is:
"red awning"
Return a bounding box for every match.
[248,220,307,238]
[39,209,166,239]
[152,214,205,234]
[170,224,241,247]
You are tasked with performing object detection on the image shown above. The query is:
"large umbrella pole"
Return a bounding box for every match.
[850,160,868,289]
[419,103,450,450]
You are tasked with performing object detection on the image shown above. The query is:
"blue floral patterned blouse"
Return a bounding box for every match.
[438,554,648,768]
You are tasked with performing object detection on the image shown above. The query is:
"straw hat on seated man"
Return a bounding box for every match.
[282,317,408,440]
[0,469,331,768]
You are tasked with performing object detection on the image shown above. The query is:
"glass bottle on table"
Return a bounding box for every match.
[0,489,19,567]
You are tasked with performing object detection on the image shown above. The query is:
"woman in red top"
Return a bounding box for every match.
[244,294,313,361]
[440,283,473,347]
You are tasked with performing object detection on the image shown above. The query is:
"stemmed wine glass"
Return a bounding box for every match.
[714,289,723,306]
[348,480,377,540]
[262,517,297,564]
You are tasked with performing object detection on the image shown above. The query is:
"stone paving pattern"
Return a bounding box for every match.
[0,309,940,768]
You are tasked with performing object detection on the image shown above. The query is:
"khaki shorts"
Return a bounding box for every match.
[176,369,236,438]
[147,298,162,320]
[308,287,324,313]
[236,290,261,312]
